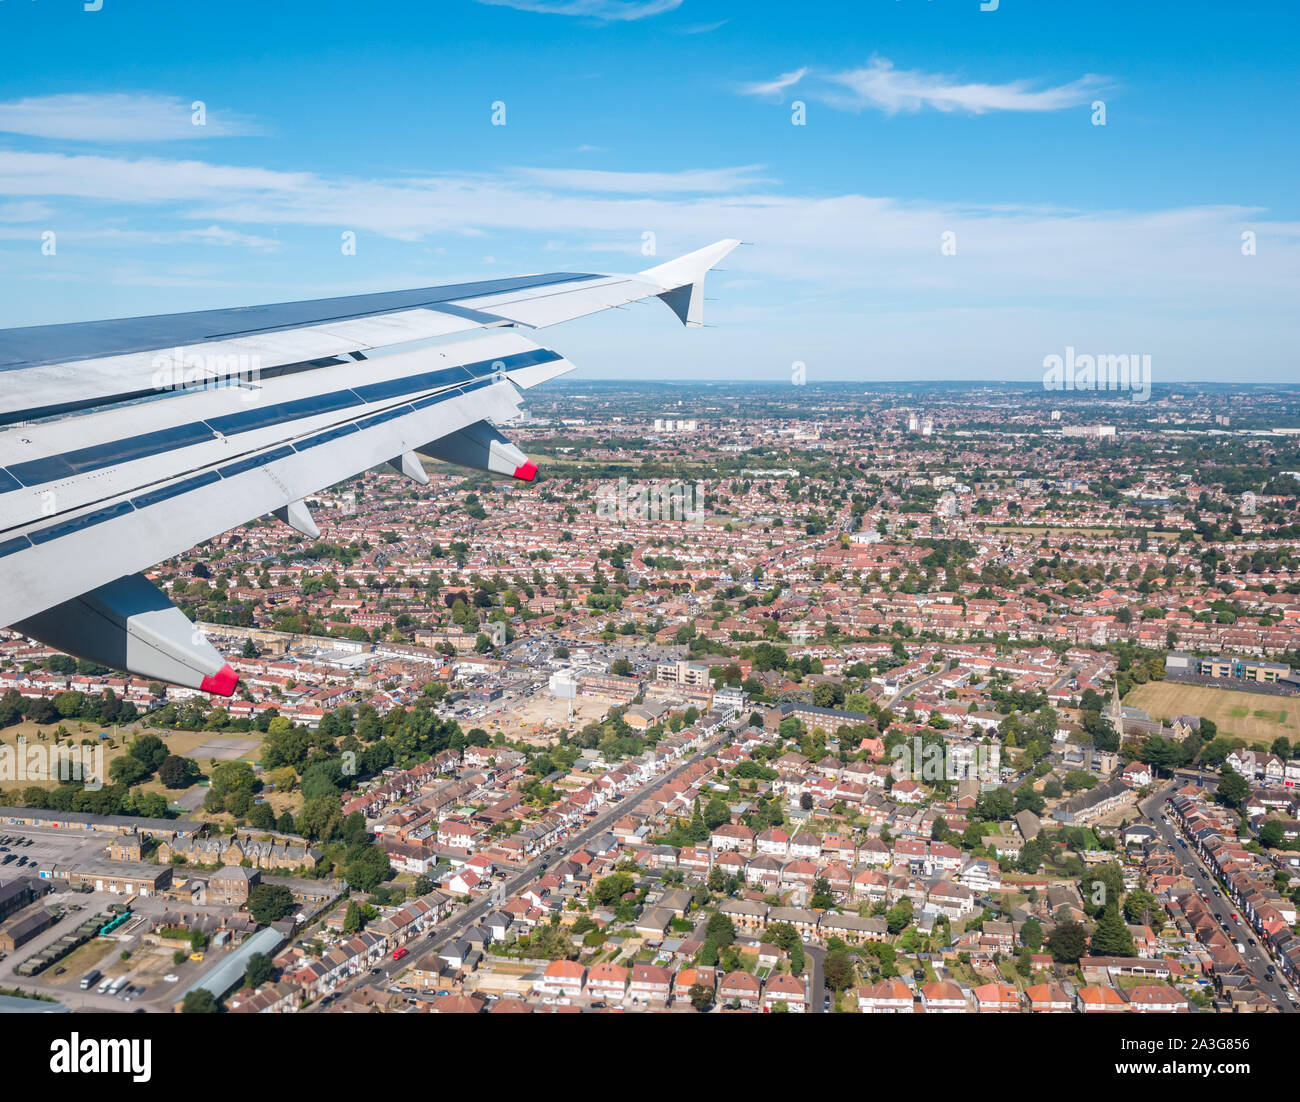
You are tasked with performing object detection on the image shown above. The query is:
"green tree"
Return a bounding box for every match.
[343,901,365,935]
[244,952,273,990]
[885,899,913,935]
[766,921,800,952]
[247,884,295,925]
[590,872,635,907]
[248,801,275,830]
[703,796,731,831]
[1047,920,1087,964]
[689,983,715,1011]
[687,798,708,843]
[1123,888,1159,926]
[823,948,855,991]
[1020,916,1044,951]
[809,877,835,910]
[182,989,219,1013]
[1259,820,1286,849]
[1216,765,1250,808]
[706,912,736,948]
[343,844,393,893]
[1090,903,1136,957]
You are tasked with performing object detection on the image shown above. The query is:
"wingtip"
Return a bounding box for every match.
[638,238,742,289]
[200,663,239,697]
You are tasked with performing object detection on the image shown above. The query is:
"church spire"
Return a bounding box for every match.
[1106,680,1123,734]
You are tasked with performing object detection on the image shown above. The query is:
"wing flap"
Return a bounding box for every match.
[0,329,568,530]
[0,377,527,627]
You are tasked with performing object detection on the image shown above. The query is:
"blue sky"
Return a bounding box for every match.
[0,0,1296,382]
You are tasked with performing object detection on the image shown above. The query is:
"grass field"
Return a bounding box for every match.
[0,721,264,791]
[1125,681,1300,748]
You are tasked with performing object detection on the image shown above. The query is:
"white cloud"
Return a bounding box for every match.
[0,92,264,141]
[0,151,311,204]
[824,58,1107,114]
[739,57,1107,114]
[1,149,1291,302]
[474,0,682,20]
[736,67,808,100]
[0,223,280,250]
[1,147,1294,377]
[674,19,729,34]
[515,165,774,193]
[0,200,53,223]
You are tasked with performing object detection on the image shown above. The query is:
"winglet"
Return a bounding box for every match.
[638,239,741,328]
[200,664,239,698]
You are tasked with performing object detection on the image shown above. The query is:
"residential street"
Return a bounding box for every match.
[1138,782,1297,1012]
[314,732,727,1008]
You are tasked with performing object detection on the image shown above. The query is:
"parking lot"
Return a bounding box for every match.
[0,822,110,879]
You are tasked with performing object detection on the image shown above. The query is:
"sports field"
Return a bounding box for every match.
[1125,681,1299,748]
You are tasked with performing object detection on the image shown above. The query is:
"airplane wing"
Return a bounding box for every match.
[0,239,740,695]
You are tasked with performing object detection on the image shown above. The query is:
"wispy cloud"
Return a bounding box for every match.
[0,223,280,250]
[0,200,53,223]
[514,164,773,193]
[0,147,1293,376]
[0,92,264,142]
[825,58,1107,114]
[736,67,808,101]
[673,19,729,34]
[0,148,1289,315]
[474,0,682,20]
[739,57,1107,114]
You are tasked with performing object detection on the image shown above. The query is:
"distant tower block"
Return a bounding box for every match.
[1241,492,1257,516]
[1050,410,1062,421]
